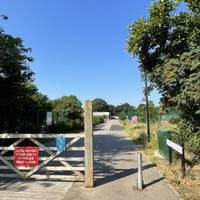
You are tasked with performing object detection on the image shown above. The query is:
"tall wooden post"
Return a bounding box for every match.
[84,100,94,188]
[181,144,186,178]
[168,146,173,166]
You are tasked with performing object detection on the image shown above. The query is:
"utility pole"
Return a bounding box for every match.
[144,71,150,142]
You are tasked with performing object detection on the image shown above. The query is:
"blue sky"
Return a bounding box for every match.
[1,0,160,106]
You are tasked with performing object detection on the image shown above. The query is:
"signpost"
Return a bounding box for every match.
[166,139,183,154]
[166,139,186,178]
[14,147,39,167]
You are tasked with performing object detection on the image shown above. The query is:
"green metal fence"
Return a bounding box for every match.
[157,128,172,158]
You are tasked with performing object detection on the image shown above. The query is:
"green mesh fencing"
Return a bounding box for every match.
[160,111,178,121]
[158,128,172,158]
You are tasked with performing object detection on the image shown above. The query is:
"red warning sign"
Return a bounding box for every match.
[14,147,39,167]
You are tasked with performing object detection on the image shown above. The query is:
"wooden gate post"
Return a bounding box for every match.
[84,100,94,188]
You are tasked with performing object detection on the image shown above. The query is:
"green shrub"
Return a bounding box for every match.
[93,116,104,126]
[118,112,126,120]
[50,118,83,133]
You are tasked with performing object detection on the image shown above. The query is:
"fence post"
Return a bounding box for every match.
[168,146,172,166]
[181,144,186,178]
[84,100,94,188]
[137,152,143,190]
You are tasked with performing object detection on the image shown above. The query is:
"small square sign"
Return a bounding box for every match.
[56,136,65,152]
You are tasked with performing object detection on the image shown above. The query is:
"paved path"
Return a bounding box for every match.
[0,179,72,200]
[66,119,179,200]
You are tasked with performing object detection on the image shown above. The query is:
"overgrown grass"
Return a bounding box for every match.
[121,120,200,200]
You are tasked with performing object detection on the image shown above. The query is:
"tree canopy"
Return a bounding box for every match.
[93,98,109,112]
[51,95,83,130]
[0,18,50,132]
[127,0,200,154]
[136,101,159,123]
[114,103,136,116]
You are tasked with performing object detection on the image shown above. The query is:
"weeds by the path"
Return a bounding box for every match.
[121,120,200,200]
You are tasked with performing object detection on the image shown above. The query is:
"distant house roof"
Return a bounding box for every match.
[93,112,110,116]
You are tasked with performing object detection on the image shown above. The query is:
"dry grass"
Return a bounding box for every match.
[121,120,200,200]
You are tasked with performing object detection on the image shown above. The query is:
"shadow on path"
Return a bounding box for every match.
[144,177,165,189]
[93,123,157,187]
[95,163,156,187]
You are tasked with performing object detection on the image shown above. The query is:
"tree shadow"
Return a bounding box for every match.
[92,129,157,187]
[95,163,155,187]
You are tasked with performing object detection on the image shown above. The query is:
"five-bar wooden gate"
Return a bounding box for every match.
[0,101,94,188]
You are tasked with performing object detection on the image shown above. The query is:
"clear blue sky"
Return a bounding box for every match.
[1,0,160,106]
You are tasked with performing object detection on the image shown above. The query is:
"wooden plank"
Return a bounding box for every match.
[29,137,84,179]
[3,156,84,162]
[24,151,61,179]
[42,166,84,171]
[0,146,85,151]
[30,138,53,155]
[0,133,84,139]
[0,166,33,170]
[0,166,85,171]
[65,137,80,149]
[0,154,25,179]
[43,166,84,171]
[30,137,82,154]
[60,160,84,178]
[68,147,85,151]
[84,100,94,188]
[1,138,25,155]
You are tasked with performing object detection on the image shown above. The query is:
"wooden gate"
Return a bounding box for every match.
[0,101,94,188]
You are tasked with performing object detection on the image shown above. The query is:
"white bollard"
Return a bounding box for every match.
[137,152,143,190]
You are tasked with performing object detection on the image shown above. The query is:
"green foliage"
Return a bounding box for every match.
[19,84,51,132]
[93,116,104,126]
[136,101,160,123]
[108,104,115,116]
[51,95,83,131]
[114,103,136,116]
[127,0,200,154]
[93,98,109,112]
[118,112,127,120]
[0,21,52,132]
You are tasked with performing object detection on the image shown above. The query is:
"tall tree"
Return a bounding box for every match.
[136,101,159,123]
[115,103,136,116]
[0,17,34,131]
[127,0,200,155]
[108,104,115,116]
[93,98,109,112]
[51,95,83,130]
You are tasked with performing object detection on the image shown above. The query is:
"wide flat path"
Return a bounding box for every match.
[0,179,72,200]
[66,119,179,200]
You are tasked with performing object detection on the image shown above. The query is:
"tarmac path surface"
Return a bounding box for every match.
[66,119,179,200]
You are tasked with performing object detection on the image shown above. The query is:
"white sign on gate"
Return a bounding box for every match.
[166,139,183,154]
